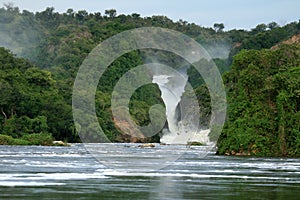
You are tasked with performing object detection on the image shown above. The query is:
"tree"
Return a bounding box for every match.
[268,22,279,30]
[213,23,225,32]
[105,9,117,18]
[66,8,74,15]
[94,12,102,20]
[76,10,88,21]
[252,23,267,34]
[131,13,140,18]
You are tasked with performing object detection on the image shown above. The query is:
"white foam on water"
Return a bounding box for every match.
[0,181,66,187]
[100,170,300,183]
[0,172,107,182]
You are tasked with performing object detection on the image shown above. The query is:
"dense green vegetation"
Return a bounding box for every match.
[0,133,52,146]
[0,47,74,144]
[0,5,299,155]
[217,45,300,157]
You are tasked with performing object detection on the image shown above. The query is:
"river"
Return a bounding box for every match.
[0,144,300,199]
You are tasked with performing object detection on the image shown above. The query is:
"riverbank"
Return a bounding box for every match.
[0,134,69,146]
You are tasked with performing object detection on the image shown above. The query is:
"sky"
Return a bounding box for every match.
[0,0,299,30]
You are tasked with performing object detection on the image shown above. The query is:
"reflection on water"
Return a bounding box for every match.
[0,144,300,199]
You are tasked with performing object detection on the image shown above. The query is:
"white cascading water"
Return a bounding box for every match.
[152,69,211,145]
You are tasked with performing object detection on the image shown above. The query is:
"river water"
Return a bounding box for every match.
[0,144,300,199]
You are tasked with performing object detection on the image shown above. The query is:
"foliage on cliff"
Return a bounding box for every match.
[0,47,75,143]
[217,44,300,157]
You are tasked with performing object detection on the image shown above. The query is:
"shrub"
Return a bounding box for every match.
[11,139,31,145]
[21,133,54,146]
[0,134,14,145]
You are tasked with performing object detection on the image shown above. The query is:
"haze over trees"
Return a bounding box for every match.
[0,5,299,156]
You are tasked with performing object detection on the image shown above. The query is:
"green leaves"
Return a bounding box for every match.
[0,48,75,142]
[2,116,48,138]
[218,44,300,157]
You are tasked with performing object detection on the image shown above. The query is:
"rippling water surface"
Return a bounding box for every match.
[0,144,300,199]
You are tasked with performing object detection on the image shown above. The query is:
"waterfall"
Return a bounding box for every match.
[152,74,186,136]
[151,67,211,145]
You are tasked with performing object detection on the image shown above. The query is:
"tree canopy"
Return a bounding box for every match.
[0,6,300,154]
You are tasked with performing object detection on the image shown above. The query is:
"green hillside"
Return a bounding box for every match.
[0,5,299,155]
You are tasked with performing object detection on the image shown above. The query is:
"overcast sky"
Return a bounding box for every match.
[0,0,299,30]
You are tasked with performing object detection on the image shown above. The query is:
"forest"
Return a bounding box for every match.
[0,5,299,156]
